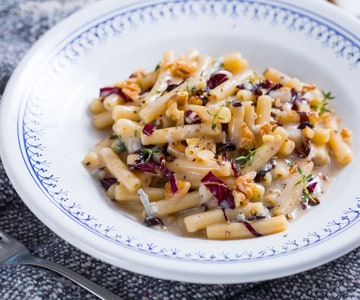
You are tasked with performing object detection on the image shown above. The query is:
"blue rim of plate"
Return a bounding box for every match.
[16,0,360,263]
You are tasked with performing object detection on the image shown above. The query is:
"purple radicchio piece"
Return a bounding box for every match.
[100,177,118,191]
[230,159,241,178]
[128,160,159,174]
[297,121,314,130]
[216,142,236,153]
[99,87,119,97]
[241,220,263,237]
[144,216,164,227]
[295,137,311,158]
[185,110,201,124]
[142,123,155,136]
[99,86,133,102]
[206,70,231,89]
[160,160,178,194]
[201,171,235,209]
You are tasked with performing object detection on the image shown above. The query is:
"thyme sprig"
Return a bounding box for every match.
[140,147,161,163]
[235,144,266,167]
[207,106,225,130]
[311,90,335,113]
[295,166,319,205]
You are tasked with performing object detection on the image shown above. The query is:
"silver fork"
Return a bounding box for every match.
[0,229,123,300]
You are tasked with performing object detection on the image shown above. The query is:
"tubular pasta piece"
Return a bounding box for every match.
[328,129,352,165]
[114,184,165,202]
[184,202,268,232]
[93,111,113,129]
[113,119,143,136]
[271,159,314,216]
[141,123,222,145]
[206,215,288,240]
[167,157,232,178]
[209,70,253,102]
[151,192,202,217]
[112,105,141,121]
[139,76,205,123]
[98,147,141,192]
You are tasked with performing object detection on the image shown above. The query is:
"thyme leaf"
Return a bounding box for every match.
[235,144,266,166]
[207,106,225,131]
[140,147,161,164]
[295,166,319,206]
[154,62,161,72]
[311,90,335,113]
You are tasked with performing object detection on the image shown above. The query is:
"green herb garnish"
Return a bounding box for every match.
[154,62,161,72]
[109,134,119,140]
[235,144,266,166]
[110,134,126,153]
[207,106,225,130]
[116,139,126,153]
[295,166,318,205]
[140,147,161,163]
[311,90,335,113]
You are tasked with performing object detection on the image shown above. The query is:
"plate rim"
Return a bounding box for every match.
[1,0,360,284]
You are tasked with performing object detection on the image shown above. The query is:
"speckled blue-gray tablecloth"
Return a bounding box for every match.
[0,1,359,299]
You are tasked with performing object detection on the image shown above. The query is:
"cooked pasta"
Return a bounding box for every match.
[83,49,352,240]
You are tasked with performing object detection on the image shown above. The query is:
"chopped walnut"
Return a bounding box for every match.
[115,79,141,101]
[239,123,255,148]
[171,56,198,78]
[235,175,253,200]
[258,123,273,136]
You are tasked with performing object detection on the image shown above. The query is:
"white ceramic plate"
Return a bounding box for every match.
[1,0,359,284]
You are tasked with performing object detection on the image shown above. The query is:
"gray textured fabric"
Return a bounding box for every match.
[0,1,359,299]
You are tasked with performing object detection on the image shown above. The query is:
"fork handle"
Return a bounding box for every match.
[20,255,123,300]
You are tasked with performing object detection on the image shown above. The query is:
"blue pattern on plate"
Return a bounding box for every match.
[19,0,360,262]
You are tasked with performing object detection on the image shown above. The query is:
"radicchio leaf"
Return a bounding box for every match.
[265,82,283,96]
[232,100,243,107]
[99,86,133,102]
[128,160,159,174]
[185,110,201,124]
[254,159,276,183]
[144,216,164,227]
[230,159,241,178]
[297,112,310,124]
[99,87,120,97]
[297,121,314,130]
[206,70,231,89]
[100,178,117,191]
[117,89,134,102]
[216,142,236,153]
[142,123,155,136]
[295,137,311,158]
[307,181,318,193]
[241,221,263,237]
[166,82,181,92]
[160,160,178,194]
[201,171,235,209]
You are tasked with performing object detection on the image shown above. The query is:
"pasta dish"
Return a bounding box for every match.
[83,49,352,240]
